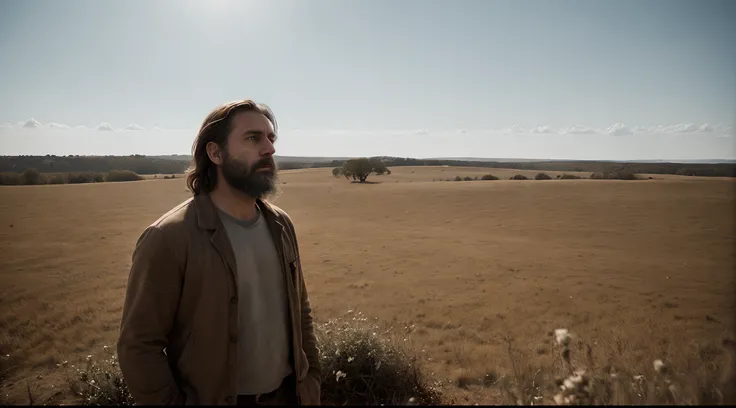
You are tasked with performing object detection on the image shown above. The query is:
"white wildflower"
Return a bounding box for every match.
[375,361,382,370]
[653,359,665,373]
[554,328,570,346]
[347,357,354,363]
[335,371,346,381]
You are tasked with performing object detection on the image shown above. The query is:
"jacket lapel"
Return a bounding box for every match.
[209,227,238,285]
[194,194,238,285]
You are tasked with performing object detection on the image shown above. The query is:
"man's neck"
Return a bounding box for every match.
[209,184,259,222]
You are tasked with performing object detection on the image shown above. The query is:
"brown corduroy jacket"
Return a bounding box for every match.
[117,195,321,405]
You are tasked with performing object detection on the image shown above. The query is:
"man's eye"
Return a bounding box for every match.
[247,135,258,141]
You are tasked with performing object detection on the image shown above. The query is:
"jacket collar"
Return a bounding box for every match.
[194,193,283,231]
[193,193,288,285]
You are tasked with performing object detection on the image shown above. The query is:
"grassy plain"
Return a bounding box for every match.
[0,166,734,404]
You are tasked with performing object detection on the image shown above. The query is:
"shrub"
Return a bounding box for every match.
[316,317,442,406]
[560,174,581,180]
[66,353,134,406]
[510,174,528,180]
[22,168,42,185]
[613,171,639,180]
[48,175,65,184]
[0,173,22,185]
[68,172,100,184]
[454,176,462,181]
[589,171,639,180]
[535,172,552,180]
[105,170,143,182]
[590,172,605,179]
[481,174,499,181]
[463,176,473,181]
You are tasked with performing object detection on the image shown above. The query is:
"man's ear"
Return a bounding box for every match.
[206,142,224,165]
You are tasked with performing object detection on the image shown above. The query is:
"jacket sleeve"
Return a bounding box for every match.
[117,225,184,406]
[286,219,321,377]
[300,266,321,377]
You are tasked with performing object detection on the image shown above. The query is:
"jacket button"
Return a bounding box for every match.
[230,297,238,304]
[230,334,238,343]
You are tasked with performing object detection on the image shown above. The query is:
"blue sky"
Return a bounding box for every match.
[0,0,734,160]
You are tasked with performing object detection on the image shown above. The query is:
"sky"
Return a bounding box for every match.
[0,0,734,161]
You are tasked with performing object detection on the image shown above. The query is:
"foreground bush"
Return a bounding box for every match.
[316,317,442,406]
[510,174,528,180]
[481,174,499,180]
[105,170,143,182]
[61,317,442,406]
[66,353,134,406]
[535,172,552,180]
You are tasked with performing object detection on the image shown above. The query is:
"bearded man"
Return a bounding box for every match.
[117,100,321,406]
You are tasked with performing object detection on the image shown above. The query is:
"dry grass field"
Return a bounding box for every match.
[1,166,734,404]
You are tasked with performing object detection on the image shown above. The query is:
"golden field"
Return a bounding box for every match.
[0,166,734,404]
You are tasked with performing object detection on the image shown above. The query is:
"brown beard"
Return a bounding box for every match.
[220,149,278,199]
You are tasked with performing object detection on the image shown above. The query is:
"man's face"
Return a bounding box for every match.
[218,110,279,199]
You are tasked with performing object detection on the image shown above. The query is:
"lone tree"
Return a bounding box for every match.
[332,167,342,178]
[341,158,390,183]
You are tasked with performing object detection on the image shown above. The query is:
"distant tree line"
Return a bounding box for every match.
[0,168,144,185]
[325,157,736,178]
[0,155,733,178]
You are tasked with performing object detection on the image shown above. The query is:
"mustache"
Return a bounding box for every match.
[252,157,276,171]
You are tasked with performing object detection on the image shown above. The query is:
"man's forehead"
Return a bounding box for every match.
[231,110,275,131]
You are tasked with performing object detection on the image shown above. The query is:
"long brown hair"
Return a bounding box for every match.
[186,100,278,195]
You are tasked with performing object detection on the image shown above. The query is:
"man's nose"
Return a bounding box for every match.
[262,138,276,156]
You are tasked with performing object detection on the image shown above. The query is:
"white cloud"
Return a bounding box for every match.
[501,125,525,134]
[604,123,634,136]
[412,129,430,136]
[46,122,70,130]
[76,125,92,130]
[152,126,165,131]
[122,123,145,131]
[23,118,42,129]
[456,128,467,134]
[698,124,714,132]
[560,125,598,135]
[633,126,648,132]
[530,125,556,134]
[0,122,12,128]
[96,122,115,131]
[663,123,699,133]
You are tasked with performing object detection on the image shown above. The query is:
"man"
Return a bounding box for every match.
[117,100,321,406]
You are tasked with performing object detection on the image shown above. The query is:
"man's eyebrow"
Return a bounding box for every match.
[243,129,278,139]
